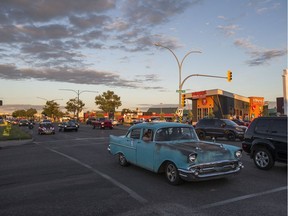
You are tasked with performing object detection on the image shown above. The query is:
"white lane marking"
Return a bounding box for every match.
[34,137,106,144]
[36,144,148,204]
[199,186,287,209]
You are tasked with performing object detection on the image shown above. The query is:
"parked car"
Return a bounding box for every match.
[92,118,113,129]
[38,122,55,135]
[69,119,80,128]
[108,122,243,185]
[242,116,287,170]
[58,121,78,132]
[195,118,247,141]
[86,117,96,125]
[232,119,249,126]
[19,119,29,126]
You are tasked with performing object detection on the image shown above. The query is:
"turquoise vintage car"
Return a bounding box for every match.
[108,122,243,185]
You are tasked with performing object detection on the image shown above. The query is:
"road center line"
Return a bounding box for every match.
[36,143,148,204]
[198,186,287,210]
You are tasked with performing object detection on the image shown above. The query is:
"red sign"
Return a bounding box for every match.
[202,98,207,105]
[192,90,207,99]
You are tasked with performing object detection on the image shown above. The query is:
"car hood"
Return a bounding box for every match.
[157,141,239,163]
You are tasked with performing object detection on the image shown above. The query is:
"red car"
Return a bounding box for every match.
[92,118,113,129]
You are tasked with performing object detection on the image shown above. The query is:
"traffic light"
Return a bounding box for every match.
[181,94,186,107]
[227,70,232,82]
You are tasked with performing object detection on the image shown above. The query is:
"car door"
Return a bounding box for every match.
[269,118,287,162]
[136,128,155,171]
[202,119,214,137]
[212,119,224,137]
[121,128,140,164]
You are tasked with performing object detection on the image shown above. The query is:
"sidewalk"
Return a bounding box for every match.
[0,139,33,148]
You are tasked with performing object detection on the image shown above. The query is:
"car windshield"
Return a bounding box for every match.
[222,119,239,126]
[41,123,53,128]
[155,127,198,142]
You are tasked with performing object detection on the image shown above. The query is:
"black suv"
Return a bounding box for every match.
[195,118,247,141]
[242,116,287,170]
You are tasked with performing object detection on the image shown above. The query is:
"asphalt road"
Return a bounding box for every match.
[0,124,287,216]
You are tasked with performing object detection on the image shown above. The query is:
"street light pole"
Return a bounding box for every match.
[37,97,63,102]
[59,89,98,120]
[154,43,201,108]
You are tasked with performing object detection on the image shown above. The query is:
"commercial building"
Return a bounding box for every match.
[184,89,264,122]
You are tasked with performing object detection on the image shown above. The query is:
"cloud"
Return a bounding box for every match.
[217,25,240,36]
[0,0,198,86]
[0,64,165,90]
[121,0,195,26]
[0,0,116,24]
[247,0,281,15]
[247,49,287,66]
[234,38,287,66]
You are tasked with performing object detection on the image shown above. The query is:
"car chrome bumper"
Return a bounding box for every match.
[178,160,244,181]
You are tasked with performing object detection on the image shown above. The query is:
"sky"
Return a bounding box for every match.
[0,0,287,112]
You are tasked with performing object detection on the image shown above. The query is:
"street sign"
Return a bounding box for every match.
[176,90,186,93]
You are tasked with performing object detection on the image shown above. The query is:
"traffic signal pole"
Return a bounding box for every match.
[180,72,232,89]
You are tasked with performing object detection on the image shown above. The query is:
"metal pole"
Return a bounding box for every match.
[154,43,201,108]
[59,89,98,120]
[77,90,80,120]
[283,69,288,115]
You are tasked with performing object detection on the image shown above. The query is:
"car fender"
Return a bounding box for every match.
[250,139,275,158]
[153,142,194,173]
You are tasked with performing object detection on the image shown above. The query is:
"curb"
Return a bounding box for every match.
[0,139,33,148]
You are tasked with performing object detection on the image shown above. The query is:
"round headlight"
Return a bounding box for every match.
[188,153,197,162]
[235,150,242,158]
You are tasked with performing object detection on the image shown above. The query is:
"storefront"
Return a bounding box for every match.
[249,97,265,119]
[184,89,263,122]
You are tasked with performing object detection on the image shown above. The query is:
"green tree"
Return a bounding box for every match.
[121,108,133,115]
[26,108,37,118]
[65,98,85,118]
[12,110,26,118]
[95,91,122,114]
[42,100,62,120]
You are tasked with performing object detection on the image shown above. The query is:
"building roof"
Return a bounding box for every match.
[185,89,250,103]
[146,107,178,114]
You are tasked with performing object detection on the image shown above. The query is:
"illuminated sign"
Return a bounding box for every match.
[192,90,207,99]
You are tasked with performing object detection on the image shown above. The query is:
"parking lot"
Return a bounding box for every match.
[0,124,287,216]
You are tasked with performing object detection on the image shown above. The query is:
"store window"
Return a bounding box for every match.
[203,108,208,118]
[197,108,202,120]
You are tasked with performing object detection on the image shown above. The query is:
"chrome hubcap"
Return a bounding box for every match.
[255,151,269,167]
[166,164,176,182]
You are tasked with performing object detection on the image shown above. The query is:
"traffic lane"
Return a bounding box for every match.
[0,143,143,216]
[6,127,287,215]
[38,131,287,215]
[31,123,116,144]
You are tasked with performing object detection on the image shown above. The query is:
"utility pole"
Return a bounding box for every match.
[283,69,288,115]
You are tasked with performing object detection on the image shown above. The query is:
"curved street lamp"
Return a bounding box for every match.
[154,43,201,108]
[37,97,63,102]
[59,89,98,120]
